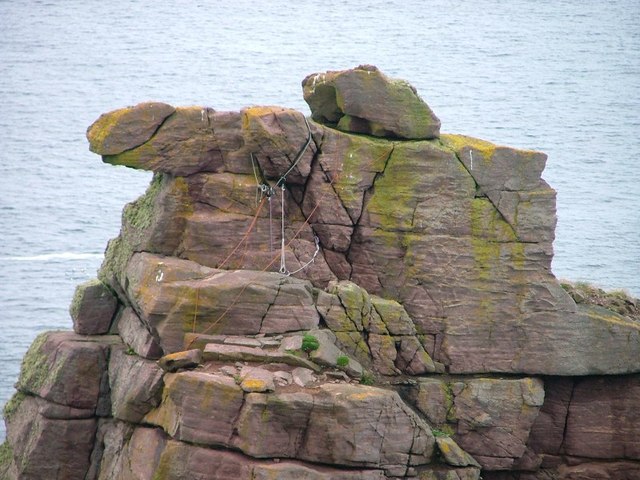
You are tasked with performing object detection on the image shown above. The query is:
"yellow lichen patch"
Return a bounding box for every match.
[241,105,289,129]
[348,390,381,401]
[586,309,640,330]
[87,107,132,151]
[441,134,497,163]
[438,441,451,454]
[104,141,156,170]
[242,378,267,391]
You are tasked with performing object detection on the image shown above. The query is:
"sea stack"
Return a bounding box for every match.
[2,66,639,480]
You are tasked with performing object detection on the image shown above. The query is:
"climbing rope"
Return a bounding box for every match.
[249,116,314,276]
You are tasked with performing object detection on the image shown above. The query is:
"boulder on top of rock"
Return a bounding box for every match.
[302,65,440,139]
[69,278,118,335]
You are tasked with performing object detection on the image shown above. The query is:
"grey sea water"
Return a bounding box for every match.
[0,0,638,441]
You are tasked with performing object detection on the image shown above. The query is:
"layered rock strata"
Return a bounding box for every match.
[2,66,639,480]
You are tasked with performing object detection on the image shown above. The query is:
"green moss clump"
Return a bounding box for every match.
[359,372,375,385]
[301,334,320,353]
[336,355,350,367]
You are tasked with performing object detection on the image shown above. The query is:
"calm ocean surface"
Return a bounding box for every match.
[0,0,638,440]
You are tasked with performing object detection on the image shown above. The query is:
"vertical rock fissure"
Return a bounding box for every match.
[446,144,521,241]
[558,378,576,456]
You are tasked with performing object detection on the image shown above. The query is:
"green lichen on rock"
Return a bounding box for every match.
[16,332,51,392]
[87,102,175,156]
[69,278,104,319]
[2,391,26,421]
[99,173,164,287]
[561,281,639,321]
[303,65,441,139]
[124,172,163,231]
[0,441,13,471]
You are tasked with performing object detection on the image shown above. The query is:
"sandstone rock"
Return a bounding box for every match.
[148,438,388,480]
[417,466,481,480]
[316,281,438,376]
[371,296,416,335]
[97,426,166,480]
[84,70,640,378]
[16,331,116,413]
[98,172,194,292]
[124,252,320,353]
[96,107,225,176]
[239,366,275,392]
[235,384,434,475]
[307,329,363,377]
[302,384,434,476]
[158,348,202,372]
[402,377,453,425]
[525,377,574,464]
[241,105,317,186]
[109,345,164,422]
[87,420,137,480]
[252,462,386,480]
[302,65,441,139]
[11,67,640,480]
[145,371,244,447]
[435,436,480,468]
[394,335,436,375]
[562,374,640,460]
[224,336,263,347]
[292,367,316,387]
[557,460,640,480]
[87,101,175,155]
[273,370,293,386]
[203,343,322,372]
[116,307,163,359]
[452,378,545,470]
[69,278,118,335]
[5,394,97,480]
[233,383,435,476]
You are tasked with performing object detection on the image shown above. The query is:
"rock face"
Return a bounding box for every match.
[2,66,639,480]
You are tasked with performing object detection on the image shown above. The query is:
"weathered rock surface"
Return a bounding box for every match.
[3,66,640,480]
[303,65,441,139]
[69,279,118,335]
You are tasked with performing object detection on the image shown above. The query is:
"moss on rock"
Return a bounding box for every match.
[561,281,639,321]
[16,332,52,392]
[2,391,26,422]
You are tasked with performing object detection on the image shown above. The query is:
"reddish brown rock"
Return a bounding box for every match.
[108,345,164,422]
[158,348,202,372]
[525,377,574,465]
[303,65,441,139]
[233,383,435,476]
[97,425,166,479]
[69,278,118,335]
[452,378,545,470]
[557,461,640,480]
[116,307,163,359]
[562,375,640,460]
[145,371,244,447]
[16,331,117,413]
[5,394,97,480]
[87,101,175,155]
[402,378,453,425]
[123,252,320,353]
